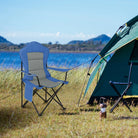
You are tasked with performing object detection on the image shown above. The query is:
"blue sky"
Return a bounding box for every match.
[0,0,137,44]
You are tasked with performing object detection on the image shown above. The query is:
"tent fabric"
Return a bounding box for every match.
[84,58,105,97]
[84,15,138,103]
[84,56,109,97]
[99,15,138,57]
[105,22,138,57]
[130,40,138,63]
[88,40,138,104]
[90,41,136,96]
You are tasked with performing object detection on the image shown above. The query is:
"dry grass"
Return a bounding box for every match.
[0,69,138,138]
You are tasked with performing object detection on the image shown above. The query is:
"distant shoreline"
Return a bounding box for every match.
[49,50,99,54]
[0,50,99,54]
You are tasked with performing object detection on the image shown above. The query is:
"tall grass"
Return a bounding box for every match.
[0,69,138,138]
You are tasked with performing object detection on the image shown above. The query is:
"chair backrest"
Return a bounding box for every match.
[19,41,51,79]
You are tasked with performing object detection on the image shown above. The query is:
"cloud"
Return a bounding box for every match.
[56,32,60,37]
[5,32,17,38]
[107,33,112,37]
[1,31,97,44]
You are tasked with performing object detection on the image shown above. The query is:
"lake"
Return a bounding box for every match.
[0,52,98,69]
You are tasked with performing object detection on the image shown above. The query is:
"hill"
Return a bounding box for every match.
[0,36,13,46]
[68,34,111,45]
[86,34,111,44]
[68,40,84,45]
[0,34,111,52]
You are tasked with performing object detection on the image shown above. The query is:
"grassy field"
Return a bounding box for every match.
[0,69,138,138]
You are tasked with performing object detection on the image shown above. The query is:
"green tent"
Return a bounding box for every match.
[84,15,138,104]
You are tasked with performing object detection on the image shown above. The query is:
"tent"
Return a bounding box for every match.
[84,15,138,104]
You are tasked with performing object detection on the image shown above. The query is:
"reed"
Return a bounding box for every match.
[0,69,137,138]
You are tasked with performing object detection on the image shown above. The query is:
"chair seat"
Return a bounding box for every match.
[30,76,68,88]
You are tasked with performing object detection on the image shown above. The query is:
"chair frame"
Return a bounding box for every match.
[109,62,133,113]
[20,42,69,116]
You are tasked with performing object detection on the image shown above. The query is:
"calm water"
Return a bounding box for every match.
[0,52,98,69]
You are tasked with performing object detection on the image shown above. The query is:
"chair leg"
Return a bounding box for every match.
[21,81,25,107]
[43,86,66,110]
[44,91,65,108]
[122,99,133,112]
[21,62,24,108]
[110,97,122,113]
[35,92,47,102]
[22,84,66,116]
[32,88,55,116]
[21,88,38,108]
[32,101,41,116]
[109,82,132,113]
[22,100,29,108]
[41,85,66,116]
[110,97,133,113]
[21,84,24,108]
[32,89,62,116]
[52,88,66,110]
[45,88,47,102]
[39,96,55,116]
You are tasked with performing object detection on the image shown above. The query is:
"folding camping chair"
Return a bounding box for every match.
[109,40,138,113]
[20,42,70,116]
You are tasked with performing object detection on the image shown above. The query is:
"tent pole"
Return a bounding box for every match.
[77,55,98,107]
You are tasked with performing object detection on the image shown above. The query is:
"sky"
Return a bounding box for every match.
[0,0,137,44]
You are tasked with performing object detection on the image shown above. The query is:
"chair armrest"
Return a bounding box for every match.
[21,71,41,86]
[109,81,132,85]
[21,71,37,77]
[47,66,70,72]
[47,67,70,82]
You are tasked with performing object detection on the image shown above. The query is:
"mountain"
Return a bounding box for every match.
[86,34,111,44]
[0,36,13,46]
[68,40,84,45]
[68,34,111,45]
